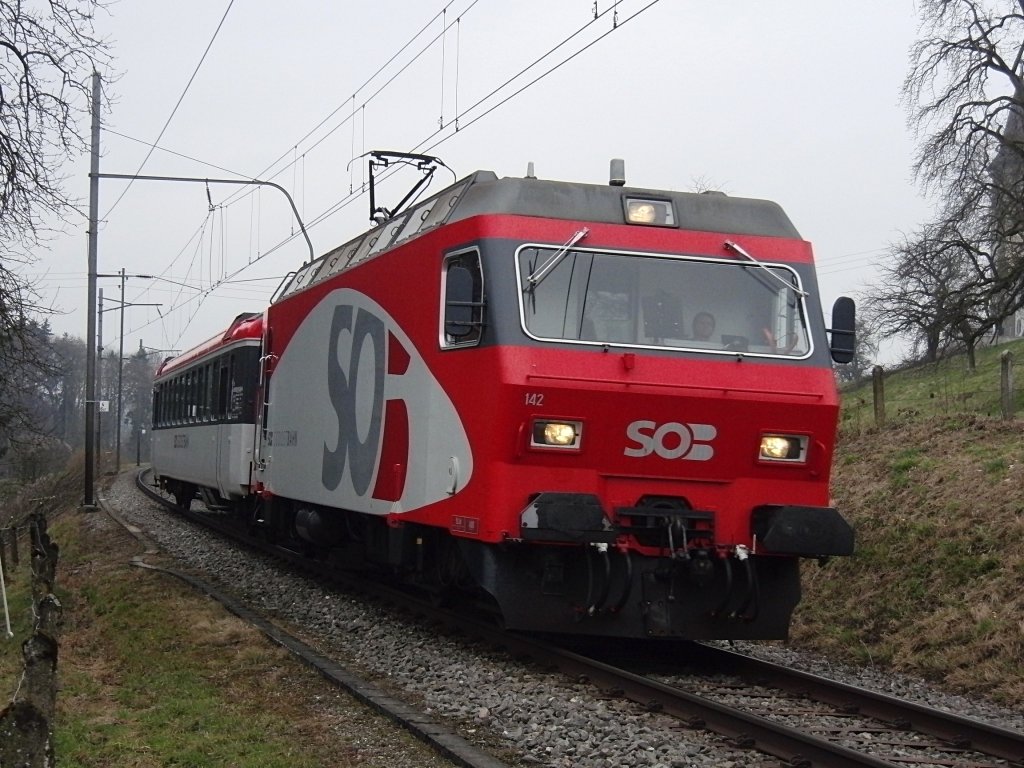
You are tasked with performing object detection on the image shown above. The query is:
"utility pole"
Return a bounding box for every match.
[117,267,126,471]
[95,269,159,471]
[84,71,100,508]
[97,289,104,476]
[137,339,144,466]
[94,270,159,475]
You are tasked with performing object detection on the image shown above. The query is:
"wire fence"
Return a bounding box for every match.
[841,351,1018,432]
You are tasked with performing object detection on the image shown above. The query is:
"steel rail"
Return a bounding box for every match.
[687,643,1024,765]
[482,632,904,768]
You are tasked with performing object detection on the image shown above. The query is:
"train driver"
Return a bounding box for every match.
[692,311,716,342]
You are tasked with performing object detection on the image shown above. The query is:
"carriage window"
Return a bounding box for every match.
[441,249,484,348]
[228,352,245,419]
[205,363,215,419]
[217,358,231,419]
[188,369,197,421]
[518,246,811,358]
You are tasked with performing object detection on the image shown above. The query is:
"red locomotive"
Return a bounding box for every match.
[153,157,855,639]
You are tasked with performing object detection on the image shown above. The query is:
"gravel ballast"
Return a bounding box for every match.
[100,471,1024,768]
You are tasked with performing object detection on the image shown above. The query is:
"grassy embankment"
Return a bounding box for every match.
[791,339,1024,705]
[0,471,450,767]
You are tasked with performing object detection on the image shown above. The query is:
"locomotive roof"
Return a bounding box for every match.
[450,173,801,238]
[276,170,802,300]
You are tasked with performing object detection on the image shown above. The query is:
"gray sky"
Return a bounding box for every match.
[29,0,930,361]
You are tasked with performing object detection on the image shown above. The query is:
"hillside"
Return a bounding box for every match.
[791,344,1024,705]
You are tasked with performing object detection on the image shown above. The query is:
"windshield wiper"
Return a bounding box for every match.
[724,240,808,297]
[527,227,590,291]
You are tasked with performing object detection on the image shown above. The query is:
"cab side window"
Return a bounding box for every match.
[441,249,485,348]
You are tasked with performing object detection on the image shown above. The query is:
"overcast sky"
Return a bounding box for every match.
[28,0,931,362]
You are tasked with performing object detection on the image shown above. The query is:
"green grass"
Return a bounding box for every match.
[842,337,1024,426]
[888,448,938,488]
[0,470,470,768]
[50,517,332,768]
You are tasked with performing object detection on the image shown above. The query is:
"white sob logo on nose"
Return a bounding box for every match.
[624,420,717,461]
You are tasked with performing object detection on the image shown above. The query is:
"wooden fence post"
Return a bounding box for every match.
[872,365,886,427]
[1001,350,1014,420]
[0,512,61,768]
[0,528,9,579]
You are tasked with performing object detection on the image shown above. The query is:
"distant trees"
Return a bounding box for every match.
[867,0,1024,368]
[50,335,89,444]
[0,322,50,449]
[123,348,156,464]
[0,328,156,480]
[0,322,66,480]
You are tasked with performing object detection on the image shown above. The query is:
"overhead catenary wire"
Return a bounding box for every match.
[241,0,664,267]
[421,1,661,154]
[454,17,461,131]
[160,0,662,349]
[97,0,493,305]
[104,1,480,333]
[101,0,237,220]
[217,0,479,211]
[103,128,250,178]
[111,0,664,350]
[439,8,447,129]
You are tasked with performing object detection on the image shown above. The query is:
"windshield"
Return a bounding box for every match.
[518,245,811,357]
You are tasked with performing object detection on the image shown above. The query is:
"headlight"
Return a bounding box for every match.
[531,420,582,449]
[624,197,675,226]
[758,434,808,462]
[626,200,657,223]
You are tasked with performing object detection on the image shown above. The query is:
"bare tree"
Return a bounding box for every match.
[0,319,63,476]
[1,1,110,457]
[899,0,1024,348]
[1,0,110,249]
[863,224,981,363]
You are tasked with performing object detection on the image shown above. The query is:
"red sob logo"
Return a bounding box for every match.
[624,420,716,461]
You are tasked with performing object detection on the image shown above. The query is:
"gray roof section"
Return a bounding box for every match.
[451,174,802,239]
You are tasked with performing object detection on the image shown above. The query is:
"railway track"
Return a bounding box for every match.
[473,634,1022,768]
[127,470,509,768]
[667,644,1024,766]
[134,469,1023,768]
[557,640,1024,768]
